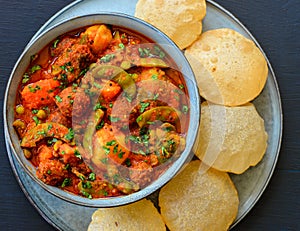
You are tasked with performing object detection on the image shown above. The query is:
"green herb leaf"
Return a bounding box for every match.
[31,65,41,73]
[93,103,105,111]
[118,152,125,158]
[182,105,189,114]
[153,93,159,100]
[55,95,62,103]
[103,146,111,155]
[81,190,92,199]
[79,68,88,77]
[32,116,40,125]
[74,149,82,159]
[151,74,158,80]
[88,173,96,181]
[178,84,184,89]
[136,115,143,123]
[96,120,105,130]
[125,158,131,167]
[100,54,115,63]
[47,138,58,145]
[22,73,30,84]
[61,178,71,187]
[64,128,74,141]
[53,39,60,48]
[140,102,150,113]
[106,140,117,146]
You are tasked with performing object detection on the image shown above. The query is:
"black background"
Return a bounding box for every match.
[0,0,299,230]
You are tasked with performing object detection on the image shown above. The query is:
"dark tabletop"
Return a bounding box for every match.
[0,0,299,230]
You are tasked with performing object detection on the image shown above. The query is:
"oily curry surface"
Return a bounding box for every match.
[13,24,190,198]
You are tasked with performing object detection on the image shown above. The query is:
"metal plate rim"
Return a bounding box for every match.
[5,0,283,230]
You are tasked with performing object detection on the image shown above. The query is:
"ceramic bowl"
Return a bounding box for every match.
[4,13,200,207]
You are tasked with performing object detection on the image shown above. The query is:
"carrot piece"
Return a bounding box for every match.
[21,79,60,109]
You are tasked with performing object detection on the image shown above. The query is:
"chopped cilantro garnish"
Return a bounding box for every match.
[82,181,92,189]
[140,102,150,113]
[47,124,53,130]
[93,103,105,111]
[47,138,58,145]
[113,145,118,154]
[96,120,105,130]
[106,140,117,146]
[182,105,189,114]
[79,68,88,77]
[64,128,74,141]
[125,158,131,167]
[32,116,40,125]
[28,85,41,93]
[31,65,41,73]
[88,173,96,181]
[74,149,82,159]
[151,74,158,80]
[81,190,92,199]
[153,93,159,100]
[63,163,70,170]
[118,152,125,159]
[61,178,71,187]
[136,115,143,123]
[55,95,62,103]
[37,129,47,136]
[100,54,115,63]
[22,73,30,84]
[53,39,60,48]
[103,146,111,155]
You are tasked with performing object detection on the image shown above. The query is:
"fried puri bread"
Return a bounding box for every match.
[135,0,206,49]
[88,199,166,231]
[185,28,268,106]
[159,160,239,231]
[193,101,268,174]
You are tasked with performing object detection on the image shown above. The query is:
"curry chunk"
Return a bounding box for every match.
[82,25,113,53]
[92,123,130,167]
[53,43,96,83]
[54,86,90,118]
[36,159,68,186]
[47,110,70,127]
[21,79,60,109]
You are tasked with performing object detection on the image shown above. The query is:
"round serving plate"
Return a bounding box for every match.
[6,0,282,230]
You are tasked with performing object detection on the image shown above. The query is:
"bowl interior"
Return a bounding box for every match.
[4,13,200,207]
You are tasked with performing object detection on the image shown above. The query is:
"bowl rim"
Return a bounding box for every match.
[4,12,200,207]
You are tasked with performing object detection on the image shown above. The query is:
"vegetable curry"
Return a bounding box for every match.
[13,24,190,198]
